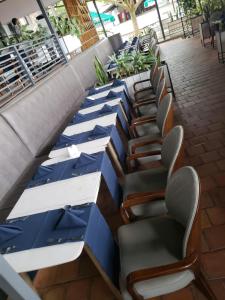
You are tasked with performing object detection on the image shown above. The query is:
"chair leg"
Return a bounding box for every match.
[194,270,217,300]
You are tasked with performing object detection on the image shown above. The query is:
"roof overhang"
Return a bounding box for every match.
[0,0,58,23]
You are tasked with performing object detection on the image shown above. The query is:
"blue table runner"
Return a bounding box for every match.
[28,152,122,206]
[70,104,128,134]
[0,203,119,283]
[54,125,126,164]
[88,79,127,96]
[81,90,130,120]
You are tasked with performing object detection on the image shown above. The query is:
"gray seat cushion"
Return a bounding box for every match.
[128,138,162,168]
[128,136,162,155]
[135,121,160,137]
[131,199,167,218]
[138,102,157,117]
[135,89,155,101]
[123,167,168,200]
[118,217,194,299]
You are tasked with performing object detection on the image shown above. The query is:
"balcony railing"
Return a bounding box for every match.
[0,35,66,107]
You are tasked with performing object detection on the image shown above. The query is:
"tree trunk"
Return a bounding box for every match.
[130,10,139,36]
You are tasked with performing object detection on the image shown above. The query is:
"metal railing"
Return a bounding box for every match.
[0,35,66,106]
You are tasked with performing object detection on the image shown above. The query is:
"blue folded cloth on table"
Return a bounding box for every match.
[74,153,97,168]
[35,166,53,180]
[81,98,94,107]
[88,87,97,96]
[0,203,119,284]
[55,207,87,230]
[112,79,125,87]
[99,104,114,115]
[55,135,76,148]
[0,225,22,244]
[88,125,110,141]
[106,90,118,99]
[72,113,86,123]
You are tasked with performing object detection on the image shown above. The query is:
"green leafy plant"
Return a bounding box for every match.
[50,16,83,37]
[109,49,156,78]
[94,56,109,86]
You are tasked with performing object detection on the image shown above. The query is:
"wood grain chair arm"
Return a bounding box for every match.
[124,191,165,208]
[127,252,198,287]
[132,115,156,124]
[133,79,151,91]
[131,139,163,154]
[126,151,162,172]
[133,99,156,108]
[130,119,156,137]
[120,191,165,224]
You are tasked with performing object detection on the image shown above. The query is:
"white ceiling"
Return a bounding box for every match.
[0,0,58,23]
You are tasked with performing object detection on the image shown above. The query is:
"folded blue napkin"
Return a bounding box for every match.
[88,87,97,96]
[55,208,87,230]
[73,113,87,123]
[99,104,114,115]
[88,125,109,140]
[81,98,94,108]
[106,90,118,99]
[112,79,124,87]
[57,135,75,147]
[0,225,22,244]
[35,166,53,180]
[74,153,97,168]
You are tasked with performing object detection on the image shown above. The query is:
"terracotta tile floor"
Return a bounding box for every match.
[38,37,225,299]
[159,37,225,299]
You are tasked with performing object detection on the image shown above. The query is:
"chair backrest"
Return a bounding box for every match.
[156,93,173,137]
[155,78,167,106]
[161,125,184,180]
[152,66,164,92]
[165,166,200,258]
[150,60,159,83]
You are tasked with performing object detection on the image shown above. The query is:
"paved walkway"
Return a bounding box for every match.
[159,37,225,300]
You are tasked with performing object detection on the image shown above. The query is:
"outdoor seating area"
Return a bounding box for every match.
[0,27,222,299]
[2,1,225,299]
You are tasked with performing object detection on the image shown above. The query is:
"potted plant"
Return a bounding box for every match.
[50,16,83,55]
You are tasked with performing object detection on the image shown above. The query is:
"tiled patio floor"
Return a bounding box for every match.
[159,37,225,299]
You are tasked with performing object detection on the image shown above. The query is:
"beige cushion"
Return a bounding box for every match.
[118,217,194,299]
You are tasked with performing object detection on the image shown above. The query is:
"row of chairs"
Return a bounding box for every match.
[115,61,216,299]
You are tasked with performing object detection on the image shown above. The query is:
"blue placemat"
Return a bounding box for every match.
[28,152,122,206]
[70,105,128,134]
[81,89,130,119]
[53,125,126,165]
[87,79,126,96]
[1,203,119,283]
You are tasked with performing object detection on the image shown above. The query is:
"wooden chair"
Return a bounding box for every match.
[118,166,216,300]
[132,77,168,118]
[133,61,163,103]
[121,126,184,220]
[130,93,173,139]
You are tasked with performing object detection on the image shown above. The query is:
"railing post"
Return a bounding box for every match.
[13,46,35,86]
[36,0,68,63]
[0,255,41,300]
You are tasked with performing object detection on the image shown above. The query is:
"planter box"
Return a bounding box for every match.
[59,35,81,55]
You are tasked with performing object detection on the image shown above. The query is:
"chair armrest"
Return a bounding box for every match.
[126,190,165,202]
[126,151,161,172]
[131,139,163,154]
[133,99,156,108]
[134,87,154,99]
[132,117,156,126]
[130,118,156,138]
[133,79,151,91]
[120,191,165,224]
[127,252,198,288]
